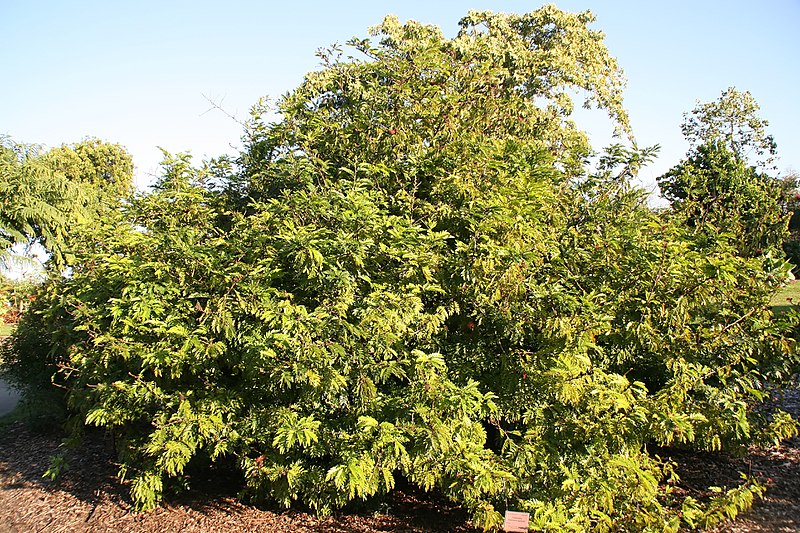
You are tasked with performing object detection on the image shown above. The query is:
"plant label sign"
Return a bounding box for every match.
[504,510,530,532]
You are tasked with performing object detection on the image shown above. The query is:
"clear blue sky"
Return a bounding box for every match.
[2,1,798,196]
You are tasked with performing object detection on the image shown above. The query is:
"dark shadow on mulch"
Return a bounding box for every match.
[0,422,121,503]
[0,422,479,532]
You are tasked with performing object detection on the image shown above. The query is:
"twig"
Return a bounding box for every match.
[201,94,247,129]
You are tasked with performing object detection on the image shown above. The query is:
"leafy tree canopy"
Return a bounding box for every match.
[681,87,777,171]
[658,142,788,258]
[0,136,133,269]
[660,89,788,260]
[241,5,632,207]
[44,138,134,201]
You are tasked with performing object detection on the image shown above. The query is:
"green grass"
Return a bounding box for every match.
[770,281,800,314]
[0,323,14,336]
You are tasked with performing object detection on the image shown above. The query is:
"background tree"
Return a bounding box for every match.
[681,87,777,171]
[779,170,800,272]
[658,142,787,258]
[0,136,133,269]
[43,138,134,202]
[0,273,35,326]
[0,137,76,268]
[659,89,788,259]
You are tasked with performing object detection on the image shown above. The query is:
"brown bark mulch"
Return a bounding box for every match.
[0,422,478,533]
[1,389,799,532]
[674,386,800,533]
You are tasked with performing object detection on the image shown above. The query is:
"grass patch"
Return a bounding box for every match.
[770,281,800,314]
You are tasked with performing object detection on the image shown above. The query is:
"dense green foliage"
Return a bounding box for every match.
[1,138,76,267]
[0,137,133,269]
[658,142,788,258]
[659,87,791,264]
[4,7,800,532]
[680,87,777,171]
[43,138,134,206]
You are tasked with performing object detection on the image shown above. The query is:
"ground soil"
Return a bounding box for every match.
[1,389,798,532]
[0,422,478,533]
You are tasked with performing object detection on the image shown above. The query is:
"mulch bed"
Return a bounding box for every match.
[0,423,478,532]
[678,386,800,533]
[1,389,799,532]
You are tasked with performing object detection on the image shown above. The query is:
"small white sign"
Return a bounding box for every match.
[504,510,530,532]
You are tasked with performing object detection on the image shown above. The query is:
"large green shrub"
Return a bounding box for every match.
[7,7,800,531]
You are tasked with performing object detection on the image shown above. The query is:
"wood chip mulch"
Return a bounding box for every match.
[0,424,478,532]
[672,386,800,533]
[1,388,799,532]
